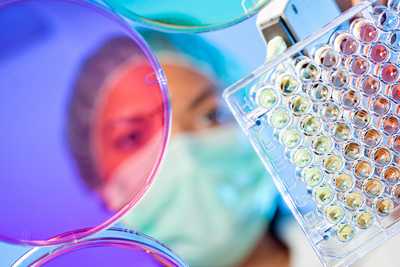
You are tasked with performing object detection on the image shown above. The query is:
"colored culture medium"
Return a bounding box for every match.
[0,0,170,245]
[224,2,400,266]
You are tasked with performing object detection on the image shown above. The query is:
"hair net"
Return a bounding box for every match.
[68,29,243,189]
[136,27,244,89]
[68,36,146,188]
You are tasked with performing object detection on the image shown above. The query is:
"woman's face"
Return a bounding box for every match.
[93,60,165,181]
[91,59,219,209]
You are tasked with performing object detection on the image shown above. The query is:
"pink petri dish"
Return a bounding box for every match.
[351,56,370,76]
[370,43,389,63]
[383,115,400,135]
[12,228,186,267]
[361,75,381,96]
[372,96,391,116]
[0,0,170,246]
[391,83,400,103]
[381,63,400,84]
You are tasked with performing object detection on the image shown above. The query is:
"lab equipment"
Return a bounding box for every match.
[257,0,341,49]
[95,0,270,32]
[224,2,400,267]
[0,0,169,246]
[12,228,186,267]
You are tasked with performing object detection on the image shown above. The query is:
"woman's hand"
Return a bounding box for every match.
[336,0,358,11]
[336,0,387,11]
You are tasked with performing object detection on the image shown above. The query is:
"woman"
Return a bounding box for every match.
[68,29,281,267]
[68,36,167,211]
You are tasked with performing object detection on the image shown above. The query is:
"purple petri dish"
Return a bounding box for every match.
[361,75,381,96]
[333,32,359,56]
[0,0,170,245]
[12,228,186,267]
[350,56,370,76]
[351,19,379,43]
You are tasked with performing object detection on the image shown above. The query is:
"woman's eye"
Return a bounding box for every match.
[198,108,219,128]
[206,109,218,123]
[113,130,144,151]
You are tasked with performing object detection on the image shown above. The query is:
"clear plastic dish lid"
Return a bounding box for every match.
[224,2,400,267]
[13,228,186,267]
[98,0,269,32]
[0,0,170,245]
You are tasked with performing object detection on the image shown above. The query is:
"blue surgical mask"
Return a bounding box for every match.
[121,125,278,267]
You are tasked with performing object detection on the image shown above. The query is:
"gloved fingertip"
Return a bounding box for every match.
[266,36,288,61]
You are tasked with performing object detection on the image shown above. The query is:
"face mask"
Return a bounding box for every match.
[120,125,278,267]
[100,135,163,211]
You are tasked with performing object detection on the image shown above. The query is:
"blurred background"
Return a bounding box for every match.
[0,1,398,267]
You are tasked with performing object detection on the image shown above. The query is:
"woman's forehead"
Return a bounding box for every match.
[162,63,216,99]
[98,61,164,117]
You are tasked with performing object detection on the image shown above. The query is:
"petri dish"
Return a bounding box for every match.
[12,228,186,267]
[99,0,270,32]
[0,0,170,245]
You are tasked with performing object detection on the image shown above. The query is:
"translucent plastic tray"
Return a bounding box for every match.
[224,2,400,266]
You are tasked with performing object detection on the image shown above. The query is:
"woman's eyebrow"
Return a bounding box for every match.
[106,116,147,129]
[106,104,164,127]
[188,85,216,110]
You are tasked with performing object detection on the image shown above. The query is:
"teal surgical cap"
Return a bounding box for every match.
[136,27,244,88]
